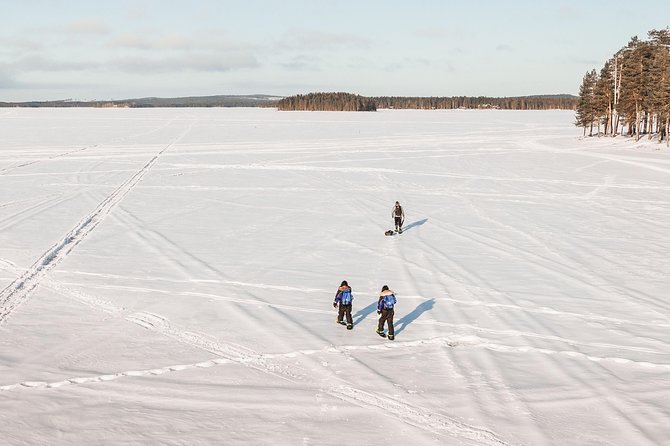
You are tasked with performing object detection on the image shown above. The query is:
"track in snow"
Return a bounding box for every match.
[2,306,514,446]
[0,124,193,324]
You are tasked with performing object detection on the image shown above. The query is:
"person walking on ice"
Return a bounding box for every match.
[376,285,397,340]
[392,201,405,233]
[333,280,354,330]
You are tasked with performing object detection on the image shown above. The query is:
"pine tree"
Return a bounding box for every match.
[577,27,670,143]
[575,70,598,136]
[654,47,670,146]
[618,37,646,140]
[648,29,670,145]
[595,61,614,135]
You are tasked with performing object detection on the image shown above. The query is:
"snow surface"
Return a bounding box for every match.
[0,107,669,445]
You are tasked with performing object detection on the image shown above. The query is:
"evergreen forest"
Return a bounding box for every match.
[575,28,670,146]
[276,93,377,111]
[277,92,577,112]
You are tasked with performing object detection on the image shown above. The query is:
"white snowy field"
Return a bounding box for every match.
[0,107,668,445]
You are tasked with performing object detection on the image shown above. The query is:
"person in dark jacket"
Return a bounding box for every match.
[376,285,397,340]
[333,280,354,329]
[392,201,405,233]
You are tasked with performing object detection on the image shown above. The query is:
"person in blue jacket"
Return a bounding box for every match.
[333,280,354,329]
[376,285,397,340]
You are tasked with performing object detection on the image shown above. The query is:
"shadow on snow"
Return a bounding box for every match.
[402,218,428,233]
[394,298,435,335]
[353,300,379,325]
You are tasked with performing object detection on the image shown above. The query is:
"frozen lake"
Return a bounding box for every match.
[0,107,669,445]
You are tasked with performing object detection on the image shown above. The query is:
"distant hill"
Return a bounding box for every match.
[0,95,283,108]
[125,95,283,107]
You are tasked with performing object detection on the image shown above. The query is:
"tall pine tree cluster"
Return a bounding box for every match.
[277,93,376,111]
[576,28,670,146]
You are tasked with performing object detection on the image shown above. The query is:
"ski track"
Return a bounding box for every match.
[0,191,85,233]
[55,271,326,293]
[0,117,177,176]
[51,276,670,341]
[0,267,519,446]
[541,141,670,176]
[3,320,666,438]
[0,192,64,210]
[0,145,96,175]
[329,385,512,445]
[39,183,670,208]
[392,214,549,443]
[112,203,233,283]
[50,271,670,329]
[6,267,668,444]
[441,138,670,444]
[455,192,670,322]
[337,224,670,354]
[121,312,514,445]
[394,210,669,442]
[0,123,193,324]
[413,320,667,356]
[440,218,670,316]
[44,270,670,382]
[0,310,514,444]
[46,279,125,316]
[408,215,556,441]
[166,162,670,192]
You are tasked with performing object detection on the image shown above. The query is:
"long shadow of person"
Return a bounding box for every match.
[353,300,379,326]
[402,218,428,233]
[394,298,435,335]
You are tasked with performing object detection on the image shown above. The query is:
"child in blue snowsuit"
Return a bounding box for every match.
[333,280,354,329]
[376,285,397,340]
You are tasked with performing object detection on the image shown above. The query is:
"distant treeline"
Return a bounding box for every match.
[576,28,670,146]
[277,92,377,111]
[277,92,577,111]
[0,100,97,108]
[373,95,576,110]
[0,95,280,108]
[2,92,579,111]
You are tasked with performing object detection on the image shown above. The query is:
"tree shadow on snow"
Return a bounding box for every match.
[353,301,379,325]
[402,218,428,233]
[394,298,435,335]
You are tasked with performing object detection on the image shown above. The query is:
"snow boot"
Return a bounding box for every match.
[388,334,395,340]
[347,324,353,330]
[376,328,386,338]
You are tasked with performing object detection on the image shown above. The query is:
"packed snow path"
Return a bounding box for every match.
[0,108,668,445]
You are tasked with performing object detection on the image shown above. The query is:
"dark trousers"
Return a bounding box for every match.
[378,309,394,335]
[337,303,353,324]
[394,217,402,230]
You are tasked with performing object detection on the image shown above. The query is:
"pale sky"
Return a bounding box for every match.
[1,0,668,101]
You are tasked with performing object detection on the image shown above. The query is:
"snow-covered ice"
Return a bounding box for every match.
[0,107,669,445]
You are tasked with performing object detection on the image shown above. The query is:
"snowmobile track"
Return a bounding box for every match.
[0,124,192,324]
